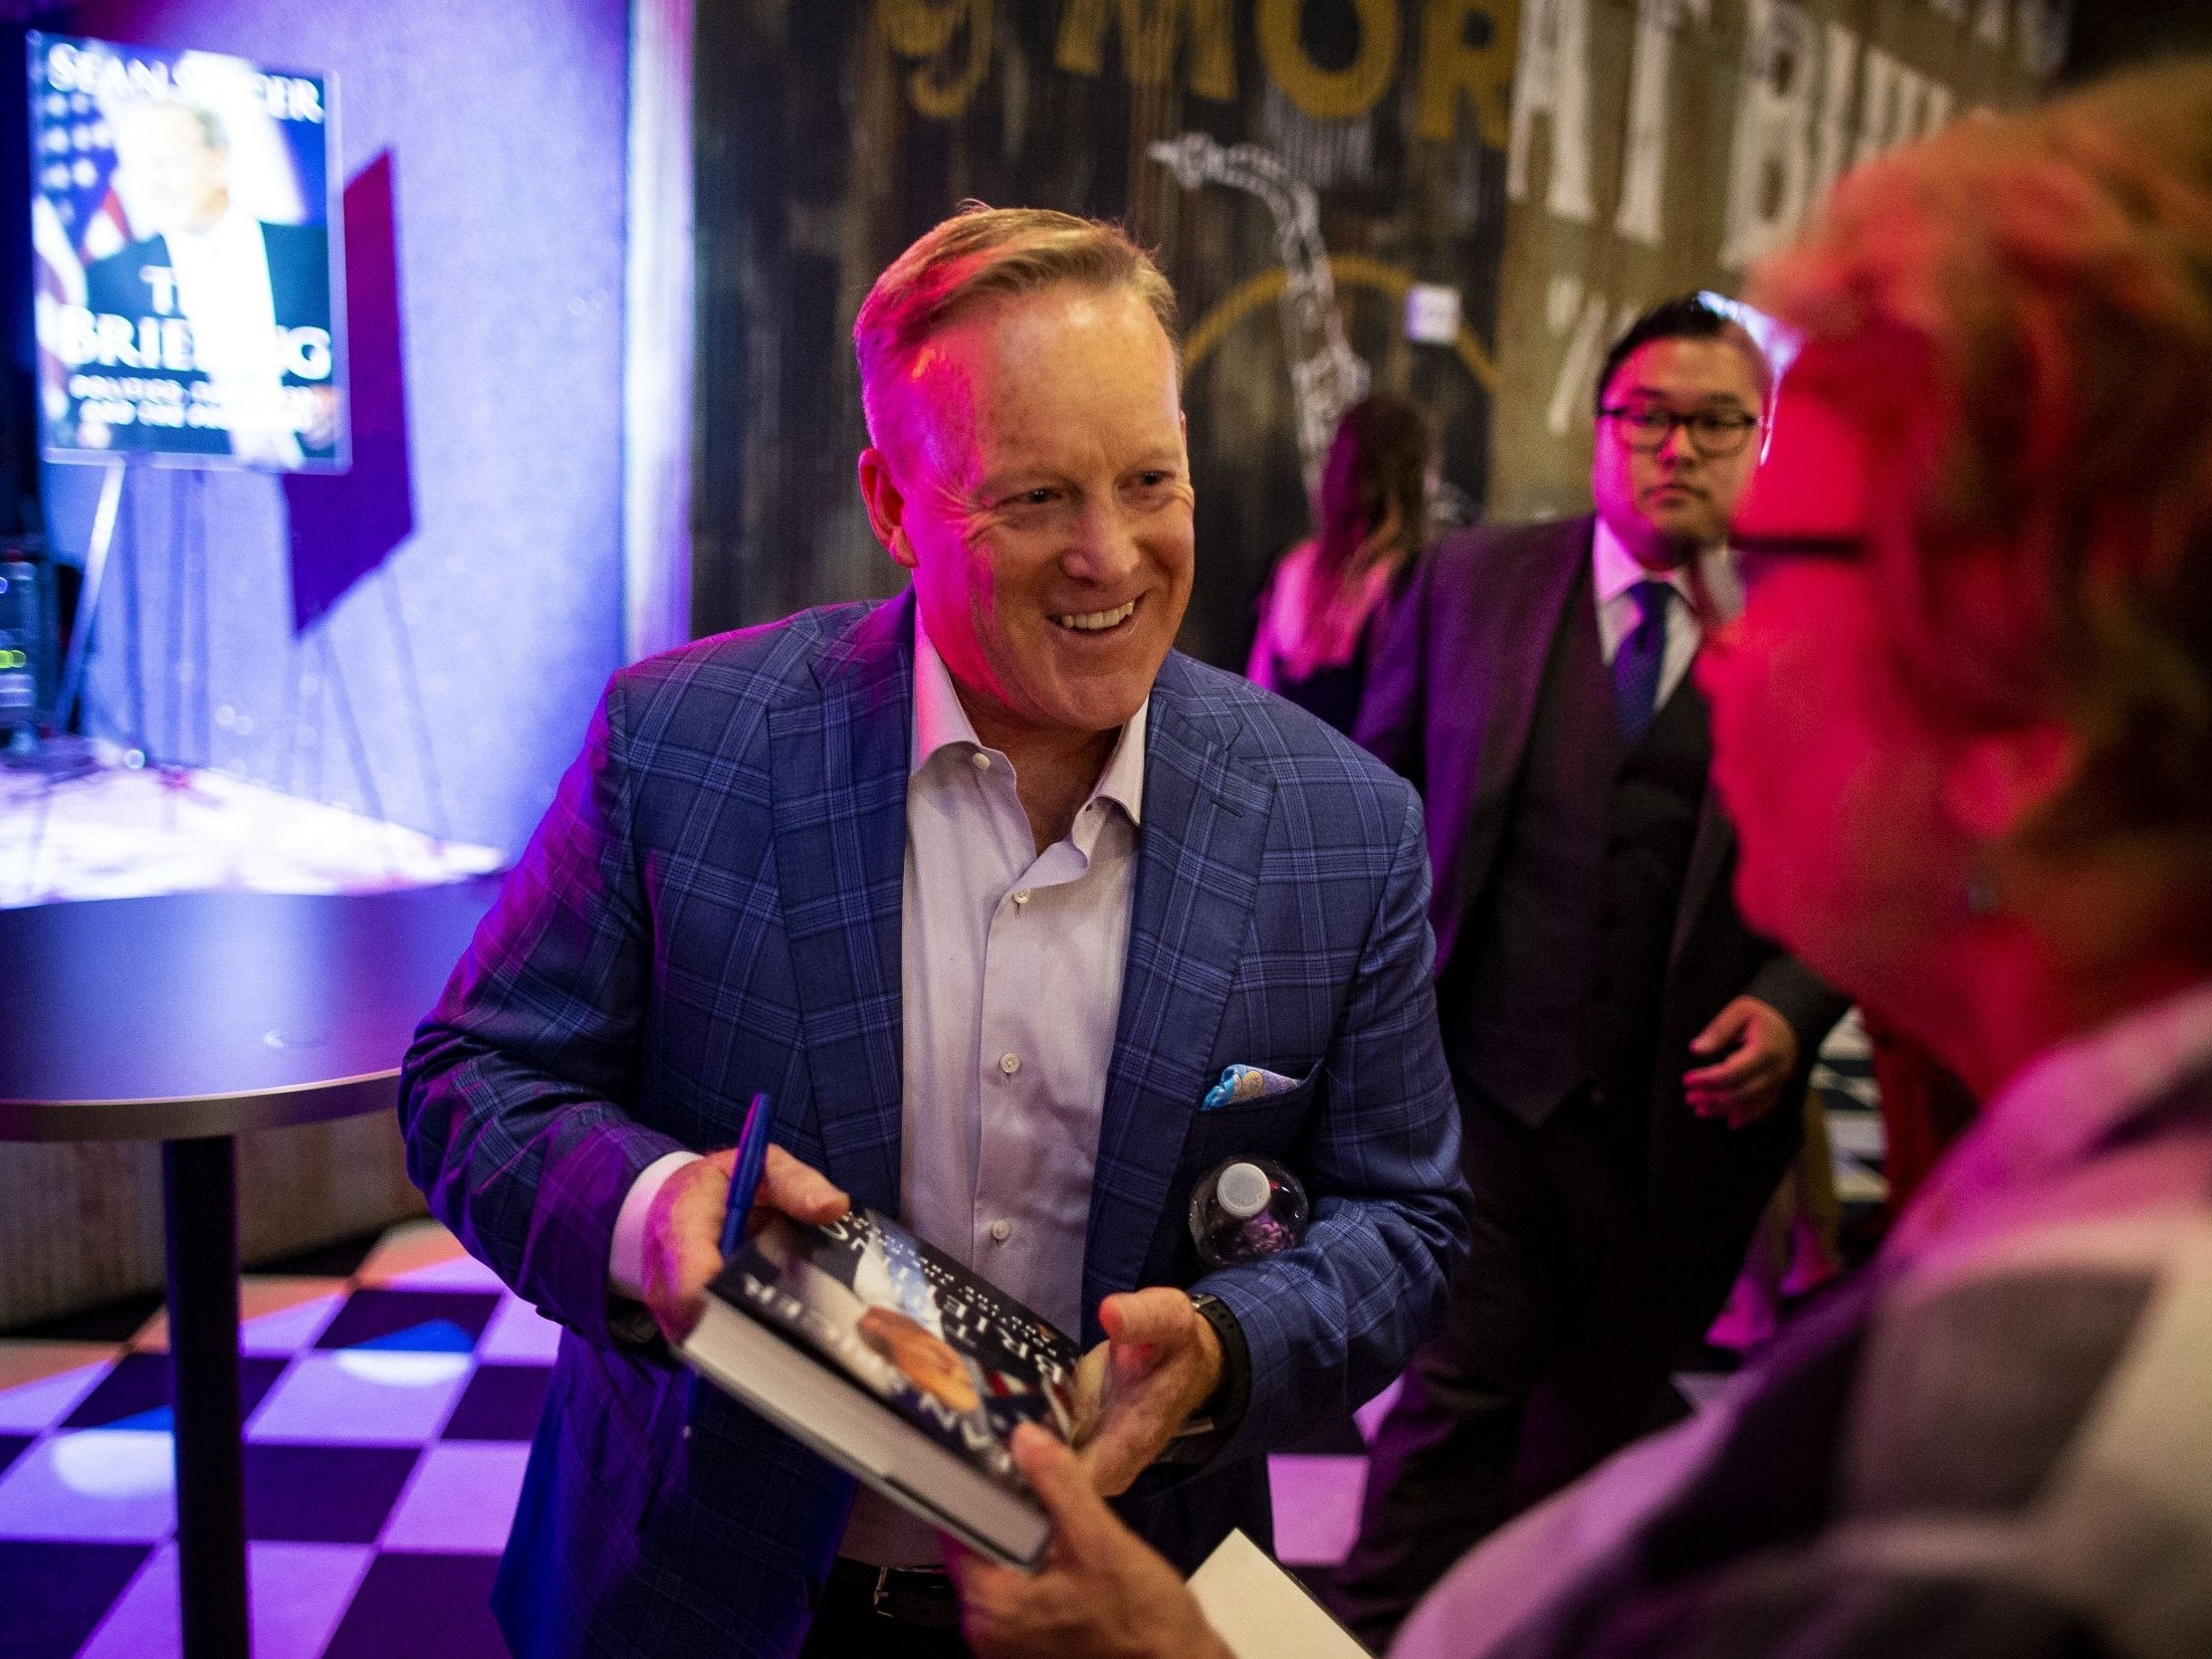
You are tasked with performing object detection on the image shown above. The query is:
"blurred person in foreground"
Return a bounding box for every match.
[1335,292,1848,1646]
[950,59,2212,1659]
[1246,391,1435,734]
[400,205,1466,1658]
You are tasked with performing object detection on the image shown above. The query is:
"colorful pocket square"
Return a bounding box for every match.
[1203,1064,1304,1111]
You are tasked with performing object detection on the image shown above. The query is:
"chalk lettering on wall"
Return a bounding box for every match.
[1256,0,1400,121]
[1507,0,1595,225]
[1543,275,1635,439]
[1718,0,1816,271]
[1853,46,1953,169]
[1415,0,1516,147]
[1052,0,1237,102]
[879,0,995,119]
[1810,20,1861,211]
[1615,0,1711,247]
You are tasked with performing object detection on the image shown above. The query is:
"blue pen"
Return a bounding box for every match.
[719,1092,774,1259]
[689,1092,773,1419]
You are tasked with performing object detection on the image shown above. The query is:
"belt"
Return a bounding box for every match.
[822,1556,963,1628]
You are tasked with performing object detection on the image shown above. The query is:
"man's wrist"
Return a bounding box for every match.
[609,1148,703,1299]
[1185,1292,1248,1436]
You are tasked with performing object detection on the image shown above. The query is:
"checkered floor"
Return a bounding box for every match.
[0,1020,1885,1657]
[0,1221,543,1659]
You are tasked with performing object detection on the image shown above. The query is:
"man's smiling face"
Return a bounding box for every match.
[862,282,1196,748]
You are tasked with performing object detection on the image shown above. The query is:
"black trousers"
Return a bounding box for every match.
[1330,1077,1753,1652]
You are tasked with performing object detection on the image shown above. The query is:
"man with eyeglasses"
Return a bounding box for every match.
[1332,294,1848,1647]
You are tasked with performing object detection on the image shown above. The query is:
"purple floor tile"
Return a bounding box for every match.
[247,1443,423,1544]
[321,1552,507,1659]
[247,1354,468,1446]
[60,1352,288,1430]
[378,1442,529,1555]
[315,1291,502,1352]
[0,1434,28,1479]
[476,1298,562,1365]
[441,1364,551,1442]
[0,1540,149,1659]
[242,1291,348,1357]
[75,1539,376,1659]
[0,1359,111,1434]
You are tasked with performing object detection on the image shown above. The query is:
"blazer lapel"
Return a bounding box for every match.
[768,593,913,1214]
[1080,657,1275,1339]
[1436,517,1594,961]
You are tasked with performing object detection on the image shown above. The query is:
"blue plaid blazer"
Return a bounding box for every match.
[399,593,1467,1658]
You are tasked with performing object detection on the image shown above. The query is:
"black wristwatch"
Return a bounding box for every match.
[1182,1291,1249,1440]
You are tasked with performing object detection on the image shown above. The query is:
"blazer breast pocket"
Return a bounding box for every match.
[1182,1062,1323,1168]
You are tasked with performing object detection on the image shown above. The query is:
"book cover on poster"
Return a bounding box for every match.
[680,1205,1081,1565]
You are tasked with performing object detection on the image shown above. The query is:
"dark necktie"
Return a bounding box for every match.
[1613,579,1672,742]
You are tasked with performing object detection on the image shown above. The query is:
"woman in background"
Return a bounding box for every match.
[1246,392,1433,733]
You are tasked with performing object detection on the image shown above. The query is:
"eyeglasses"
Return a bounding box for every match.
[1599,405,1762,458]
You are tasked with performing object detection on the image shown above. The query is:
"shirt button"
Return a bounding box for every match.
[971,751,992,771]
[990,1219,1011,1243]
[1011,889,1031,907]
[998,1052,1020,1076]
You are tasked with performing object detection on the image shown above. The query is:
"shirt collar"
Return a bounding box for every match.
[1971,977,2212,1175]
[1887,976,2212,1259]
[1591,518,1741,621]
[910,610,1146,826]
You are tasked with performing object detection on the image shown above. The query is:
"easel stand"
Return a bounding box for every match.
[52,457,126,738]
[39,458,450,845]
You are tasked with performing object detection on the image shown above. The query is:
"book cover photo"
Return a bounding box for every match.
[684,1202,1084,1559]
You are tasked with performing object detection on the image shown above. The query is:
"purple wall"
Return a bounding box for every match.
[59,0,629,856]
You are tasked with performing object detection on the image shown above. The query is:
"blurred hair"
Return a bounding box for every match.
[853,203,1177,451]
[1314,391,1435,591]
[1254,393,1435,687]
[1595,293,1774,417]
[1751,59,2212,868]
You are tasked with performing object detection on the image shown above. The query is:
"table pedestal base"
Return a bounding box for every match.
[164,1136,250,1658]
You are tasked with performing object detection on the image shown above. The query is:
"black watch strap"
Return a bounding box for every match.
[1187,1291,1250,1441]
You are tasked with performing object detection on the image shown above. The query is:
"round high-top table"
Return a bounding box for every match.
[0,878,503,1659]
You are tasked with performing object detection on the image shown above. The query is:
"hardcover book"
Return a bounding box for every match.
[679,1205,1081,1566]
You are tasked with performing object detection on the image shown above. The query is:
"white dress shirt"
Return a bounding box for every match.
[1591,518,1741,704]
[611,612,1146,1567]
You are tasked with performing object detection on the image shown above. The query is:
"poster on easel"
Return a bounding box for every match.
[25,31,347,474]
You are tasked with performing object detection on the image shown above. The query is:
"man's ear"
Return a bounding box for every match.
[857,447,918,570]
[1940,721,2080,843]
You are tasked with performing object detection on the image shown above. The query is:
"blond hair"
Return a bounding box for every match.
[852,203,1177,450]
[1751,61,2212,862]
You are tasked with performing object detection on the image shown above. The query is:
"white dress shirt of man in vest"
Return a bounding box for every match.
[1317,294,1852,1648]
[80,97,337,468]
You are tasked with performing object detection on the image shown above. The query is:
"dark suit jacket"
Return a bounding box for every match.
[1355,516,1848,1260]
[400,593,1469,1658]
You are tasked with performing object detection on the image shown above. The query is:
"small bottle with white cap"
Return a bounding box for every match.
[1188,1155,1309,1268]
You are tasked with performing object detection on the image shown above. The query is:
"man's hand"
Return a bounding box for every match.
[1683,996,1800,1129]
[1068,1288,1223,1496]
[950,1425,1234,1659]
[638,1144,848,1345]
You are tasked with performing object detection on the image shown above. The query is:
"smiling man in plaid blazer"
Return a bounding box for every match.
[399,206,1468,1659]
